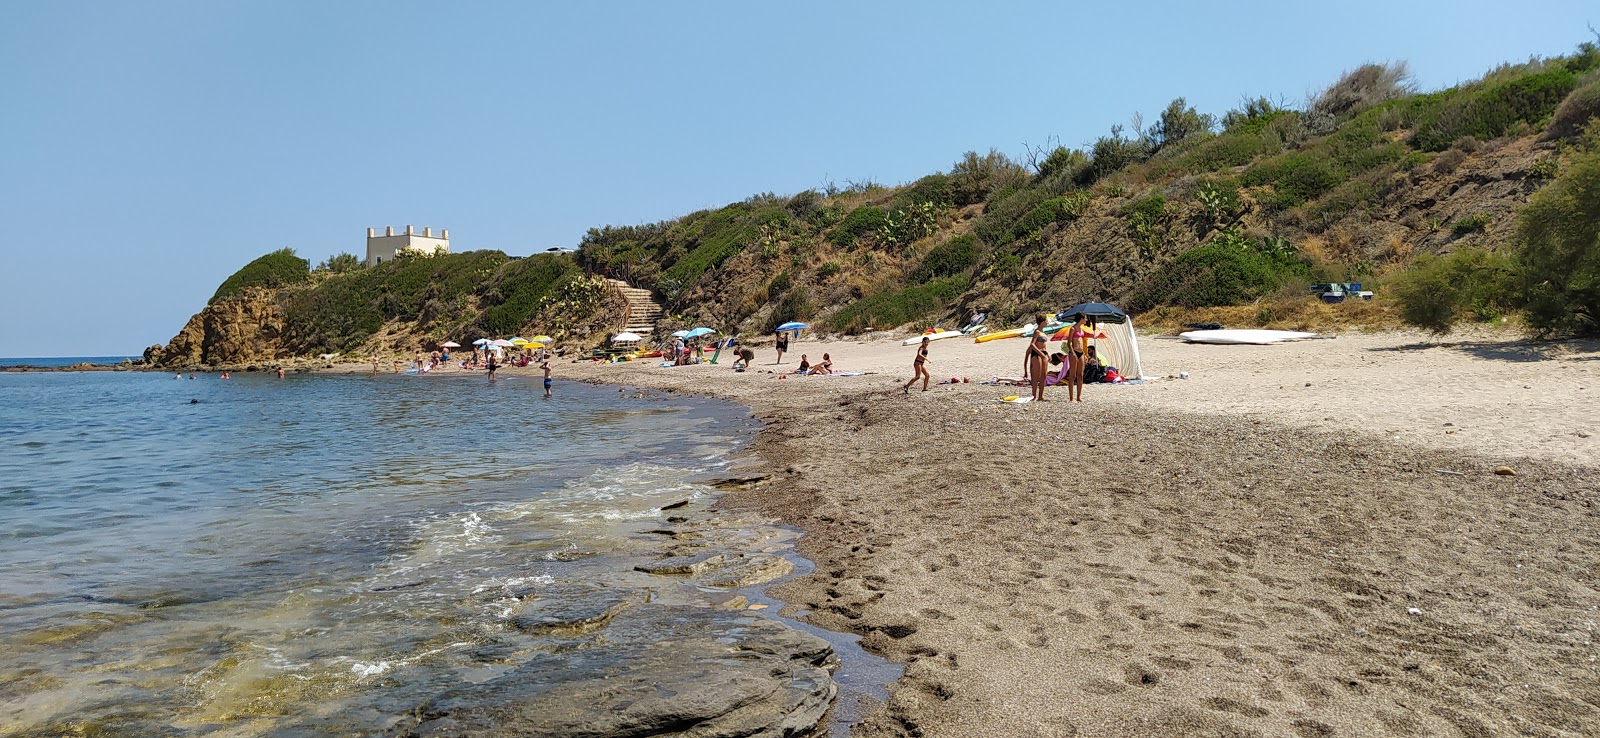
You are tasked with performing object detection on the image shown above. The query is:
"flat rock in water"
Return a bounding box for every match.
[391,605,837,738]
[635,552,726,576]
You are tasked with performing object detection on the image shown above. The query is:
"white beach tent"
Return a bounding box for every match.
[1057,303,1144,380]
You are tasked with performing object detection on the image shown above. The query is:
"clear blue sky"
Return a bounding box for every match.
[0,1,1592,356]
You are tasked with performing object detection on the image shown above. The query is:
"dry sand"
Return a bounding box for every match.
[533,329,1597,737]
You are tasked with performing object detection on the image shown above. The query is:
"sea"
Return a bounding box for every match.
[0,361,891,736]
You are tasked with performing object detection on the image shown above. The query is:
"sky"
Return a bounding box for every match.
[0,1,1593,356]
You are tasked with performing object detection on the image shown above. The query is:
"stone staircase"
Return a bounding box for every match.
[605,278,664,338]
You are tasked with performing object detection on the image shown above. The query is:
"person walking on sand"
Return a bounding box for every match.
[903,336,931,394]
[1026,312,1050,402]
[541,361,553,397]
[773,329,789,364]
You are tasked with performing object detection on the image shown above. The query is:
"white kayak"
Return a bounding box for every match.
[901,330,965,345]
[1178,329,1319,345]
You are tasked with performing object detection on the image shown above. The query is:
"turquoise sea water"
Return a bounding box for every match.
[0,355,138,367]
[0,369,762,734]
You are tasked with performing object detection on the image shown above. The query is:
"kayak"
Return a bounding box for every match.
[1178,329,1318,345]
[901,330,964,345]
[974,323,1036,343]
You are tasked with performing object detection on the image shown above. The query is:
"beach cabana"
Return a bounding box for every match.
[1057,302,1144,380]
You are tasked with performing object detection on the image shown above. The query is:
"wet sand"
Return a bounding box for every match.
[551,329,1600,737]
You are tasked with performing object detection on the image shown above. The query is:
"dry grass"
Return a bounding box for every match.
[1140,294,1402,334]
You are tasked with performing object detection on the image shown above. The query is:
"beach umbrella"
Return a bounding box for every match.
[776,321,808,332]
[440,341,461,348]
[490,339,516,348]
[1056,302,1128,324]
[531,335,554,343]
[525,341,545,350]
[686,327,716,338]
[671,329,691,338]
[510,338,530,347]
[472,338,492,346]
[612,332,642,343]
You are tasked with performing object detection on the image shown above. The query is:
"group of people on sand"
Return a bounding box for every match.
[904,311,1109,401]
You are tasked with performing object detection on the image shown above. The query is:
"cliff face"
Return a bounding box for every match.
[145,288,293,368]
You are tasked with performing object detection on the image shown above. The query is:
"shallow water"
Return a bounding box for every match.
[0,370,768,735]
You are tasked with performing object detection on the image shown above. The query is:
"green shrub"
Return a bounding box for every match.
[973,186,1049,245]
[1150,97,1216,151]
[1305,62,1414,134]
[1154,132,1277,177]
[479,254,583,336]
[1222,98,1293,135]
[829,205,888,247]
[1076,127,1152,185]
[785,190,825,221]
[1122,193,1167,255]
[1037,147,1089,180]
[211,248,310,303]
[1390,249,1518,333]
[1452,212,1494,236]
[916,234,979,280]
[950,149,1028,205]
[1413,69,1579,151]
[1243,152,1342,208]
[891,174,955,211]
[1547,76,1600,140]
[827,277,967,334]
[879,201,939,246]
[1009,191,1092,241]
[1517,146,1600,336]
[1135,242,1308,309]
[765,287,812,333]
[315,252,362,274]
[768,270,792,295]
[817,261,841,279]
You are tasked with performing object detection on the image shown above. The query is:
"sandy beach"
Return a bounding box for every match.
[534,328,1600,737]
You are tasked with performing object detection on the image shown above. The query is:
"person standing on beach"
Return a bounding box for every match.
[370,356,380,375]
[1026,312,1050,402]
[773,330,788,364]
[903,336,931,394]
[1065,314,1094,402]
[486,353,499,381]
[541,361,552,397]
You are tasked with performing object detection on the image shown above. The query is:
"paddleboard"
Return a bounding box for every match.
[901,330,964,345]
[974,323,1036,343]
[1178,329,1318,345]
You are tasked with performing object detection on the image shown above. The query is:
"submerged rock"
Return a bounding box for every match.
[392,605,837,738]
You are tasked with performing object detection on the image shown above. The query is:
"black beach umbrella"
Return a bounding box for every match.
[1057,302,1128,324]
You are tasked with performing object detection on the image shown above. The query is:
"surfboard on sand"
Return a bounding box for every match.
[901,330,964,345]
[1178,329,1318,345]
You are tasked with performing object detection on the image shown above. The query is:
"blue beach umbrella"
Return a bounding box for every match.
[776,321,808,332]
[671,330,691,338]
[685,327,716,338]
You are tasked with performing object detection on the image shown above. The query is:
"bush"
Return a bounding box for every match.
[1135,241,1309,309]
[1413,69,1579,151]
[1452,212,1494,236]
[1517,146,1600,336]
[1122,193,1167,255]
[479,254,583,336]
[1547,76,1600,140]
[827,277,967,334]
[1152,132,1277,177]
[973,186,1049,246]
[950,149,1028,206]
[1243,152,1342,208]
[892,174,955,211]
[1306,62,1414,133]
[817,261,841,279]
[829,205,888,247]
[1222,97,1292,135]
[1150,97,1216,151]
[1390,249,1517,333]
[211,248,310,303]
[1077,127,1152,185]
[1037,147,1089,180]
[916,234,979,280]
[765,287,812,333]
[785,190,824,222]
[315,252,362,274]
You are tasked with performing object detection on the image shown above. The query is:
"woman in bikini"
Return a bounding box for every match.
[903,336,931,394]
[1026,312,1050,401]
[1065,314,1092,402]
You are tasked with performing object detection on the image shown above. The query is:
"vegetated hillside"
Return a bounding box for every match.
[154,38,1600,368]
[578,39,1600,336]
[147,251,620,367]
